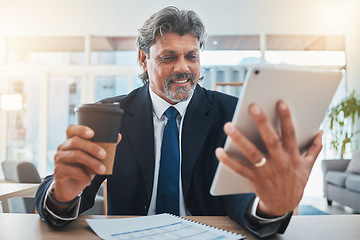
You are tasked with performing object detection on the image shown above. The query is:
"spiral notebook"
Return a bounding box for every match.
[86,213,246,239]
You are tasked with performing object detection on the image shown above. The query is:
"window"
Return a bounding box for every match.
[7,37,85,66]
[5,76,41,169]
[265,51,345,66]
[94,76,128,101]
[47,76,81,174]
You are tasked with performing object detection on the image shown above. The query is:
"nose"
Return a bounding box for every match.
[173,56,190,73]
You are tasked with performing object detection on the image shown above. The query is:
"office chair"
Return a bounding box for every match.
[1,160,41,213]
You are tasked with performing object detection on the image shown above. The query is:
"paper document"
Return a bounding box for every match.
[86,213,246,239]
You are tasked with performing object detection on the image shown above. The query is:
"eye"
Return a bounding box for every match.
[160,55,175,63]
[186,54,199,61]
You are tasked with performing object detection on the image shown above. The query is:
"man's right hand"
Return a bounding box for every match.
[51,125,109,203]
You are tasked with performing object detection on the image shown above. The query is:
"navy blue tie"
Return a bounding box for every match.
[156,106,180,215]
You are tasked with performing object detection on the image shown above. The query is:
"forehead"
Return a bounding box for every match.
[150,33,200,54]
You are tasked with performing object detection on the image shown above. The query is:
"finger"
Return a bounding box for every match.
[66,124,94,139]
[223,122,264,166]
[55,148,106,175]
[277,101,297,152]
[249,104,282,158]
[60,136,106,161]
[215,148,254,180]
[304,130,323,167]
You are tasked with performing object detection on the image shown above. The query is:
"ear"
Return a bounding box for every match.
[138,50,148,72]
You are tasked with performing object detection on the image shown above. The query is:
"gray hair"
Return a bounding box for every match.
[136,6,206,84]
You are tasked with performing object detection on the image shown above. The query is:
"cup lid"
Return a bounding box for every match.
[75,102,124,114]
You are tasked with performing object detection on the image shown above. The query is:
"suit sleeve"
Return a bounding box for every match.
[35,175,106,227]
[35,175,76,227]
[222,194,292,238]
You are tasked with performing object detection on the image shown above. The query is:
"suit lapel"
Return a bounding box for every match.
[181,85,213,200]
[122,85,155,199]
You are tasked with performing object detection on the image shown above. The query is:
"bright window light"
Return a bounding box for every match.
[1,94,23,110]
[200,50,261,66]
[265,51,346,66]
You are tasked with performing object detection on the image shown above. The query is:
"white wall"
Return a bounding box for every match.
[0,0,354,36]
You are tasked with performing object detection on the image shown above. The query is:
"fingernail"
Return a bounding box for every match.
[99,149,106,159]
[225,123,235,134]
[251,105,261,115]
[86,129,93,137]
[280,102,288,111]
[99,165,106,173]
[216,148,225,157]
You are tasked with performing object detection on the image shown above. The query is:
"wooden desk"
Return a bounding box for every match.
[0,214,359,239]
[0,183,39,213]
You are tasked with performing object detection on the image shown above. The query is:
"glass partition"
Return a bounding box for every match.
[6,76,41,168]
[47,76,81,174]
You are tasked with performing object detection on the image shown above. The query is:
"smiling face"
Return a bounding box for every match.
[138,33,201,104]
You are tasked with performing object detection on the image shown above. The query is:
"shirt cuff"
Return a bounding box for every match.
[43,181,82,221]
[249,196,288,223]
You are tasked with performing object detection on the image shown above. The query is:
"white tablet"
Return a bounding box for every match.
[210,65,343,195]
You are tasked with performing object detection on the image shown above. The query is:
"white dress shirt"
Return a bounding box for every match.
[147,86,192,216]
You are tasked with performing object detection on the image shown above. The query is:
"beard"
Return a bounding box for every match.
[163,72,196,103]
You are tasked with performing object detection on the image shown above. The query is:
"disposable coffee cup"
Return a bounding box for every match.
[75,102,124,175]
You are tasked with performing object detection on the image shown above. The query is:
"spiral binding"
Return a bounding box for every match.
[165,213,246,239]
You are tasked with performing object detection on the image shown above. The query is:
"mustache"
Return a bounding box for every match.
[166,72,196,82]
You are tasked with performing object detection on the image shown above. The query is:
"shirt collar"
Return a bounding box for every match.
[149,85,192,120]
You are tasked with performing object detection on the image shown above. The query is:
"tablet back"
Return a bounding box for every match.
[210,65,343,195]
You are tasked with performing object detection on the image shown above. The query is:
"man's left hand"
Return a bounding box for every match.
[215,101,323,217]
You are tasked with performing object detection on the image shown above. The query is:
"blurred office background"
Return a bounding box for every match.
[0,0,359,200]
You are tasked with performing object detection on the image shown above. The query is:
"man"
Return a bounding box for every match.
[35,6,322,238]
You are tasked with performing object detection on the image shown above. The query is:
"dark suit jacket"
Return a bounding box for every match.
[35,84,291,238]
